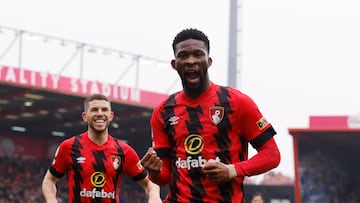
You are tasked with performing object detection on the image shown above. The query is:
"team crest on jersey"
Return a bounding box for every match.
[209,106,224,125]
[111,155,121,170]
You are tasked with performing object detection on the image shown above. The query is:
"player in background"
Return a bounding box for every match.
[251,191,265,203]
[141,28,280,202]
[42,94,161,203]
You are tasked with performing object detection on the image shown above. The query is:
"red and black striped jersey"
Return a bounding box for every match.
[151,82,276,203]
[49,132,146,203]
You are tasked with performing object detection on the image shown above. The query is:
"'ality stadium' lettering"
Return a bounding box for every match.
[0,65,167,107]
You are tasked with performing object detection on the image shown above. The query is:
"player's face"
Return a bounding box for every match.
[251,196,264,203]
[82,99,114,134]
[171,39,212,94]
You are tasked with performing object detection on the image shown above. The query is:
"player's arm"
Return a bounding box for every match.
[137,175,162,203]
[234,136,280,176]
[42,169,60,203]
[141,147,171,185]
[204,137,280,184]
[234,94,281,177]
[143,106,173,185]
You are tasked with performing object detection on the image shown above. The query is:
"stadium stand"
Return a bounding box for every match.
[289,115,360,203]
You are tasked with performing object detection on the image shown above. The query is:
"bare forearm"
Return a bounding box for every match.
[42,181,58,203]
[42,170,59,203]
[146,181,160,199]
[138,177,162,203]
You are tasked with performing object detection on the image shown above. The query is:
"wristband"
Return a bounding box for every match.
[227,164,237,179]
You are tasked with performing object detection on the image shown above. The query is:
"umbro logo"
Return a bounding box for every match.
[76,157,86,163]
[169,116,179,125]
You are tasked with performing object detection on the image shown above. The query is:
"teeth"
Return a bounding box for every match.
[95,120,105,123]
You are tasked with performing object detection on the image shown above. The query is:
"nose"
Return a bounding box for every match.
[95,109,105,116]
[184,55,197,66]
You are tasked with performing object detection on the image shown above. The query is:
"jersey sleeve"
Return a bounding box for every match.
[49,139,72,178]
[122,143,147,181]
[148,102,173,185]
[150,104,172,152]
[236,92,276,146]
[234,137,281,176]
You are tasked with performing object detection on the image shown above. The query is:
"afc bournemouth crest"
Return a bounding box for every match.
[209,106,224,125]
[111,155,121,170]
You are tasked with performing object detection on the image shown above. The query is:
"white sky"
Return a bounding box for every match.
[1,0,360,180]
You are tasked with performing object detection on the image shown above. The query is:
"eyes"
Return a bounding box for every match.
[176,50,206,59]
[89,107,110,113]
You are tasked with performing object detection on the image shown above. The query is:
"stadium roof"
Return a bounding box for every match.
[289,115,360,161]
[289,129,360,161]
[0,26,172,156]
[0,83,156,148]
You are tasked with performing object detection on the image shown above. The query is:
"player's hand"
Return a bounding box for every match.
[141,147,162,177]
[203,160,237,184]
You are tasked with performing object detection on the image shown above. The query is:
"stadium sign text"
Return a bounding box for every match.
[0,65,167,107]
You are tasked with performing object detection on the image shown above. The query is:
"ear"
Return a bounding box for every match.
[109,111,115,121]
[81,112,87,121]
[208,57,213,67]
[171,59,176,70]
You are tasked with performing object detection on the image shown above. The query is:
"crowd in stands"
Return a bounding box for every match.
[299,149,360,203]
[0,155,146,203]
[260,171,294,185]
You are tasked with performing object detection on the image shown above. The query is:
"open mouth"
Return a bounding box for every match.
[186,71,199,80]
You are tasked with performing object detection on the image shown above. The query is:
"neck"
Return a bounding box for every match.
[88,130,108,145]
[184,80,211,99]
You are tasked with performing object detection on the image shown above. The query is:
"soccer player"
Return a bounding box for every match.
[42,94,161,203]
[140,28,281,202]
[251,192,265,203]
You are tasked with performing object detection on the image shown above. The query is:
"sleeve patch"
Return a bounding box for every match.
[256,117,269,130]
[137,160,144,170]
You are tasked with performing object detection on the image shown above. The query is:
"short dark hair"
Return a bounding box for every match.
[252,191,264,199]
[84,94,111,111]
[172,28,210,55]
